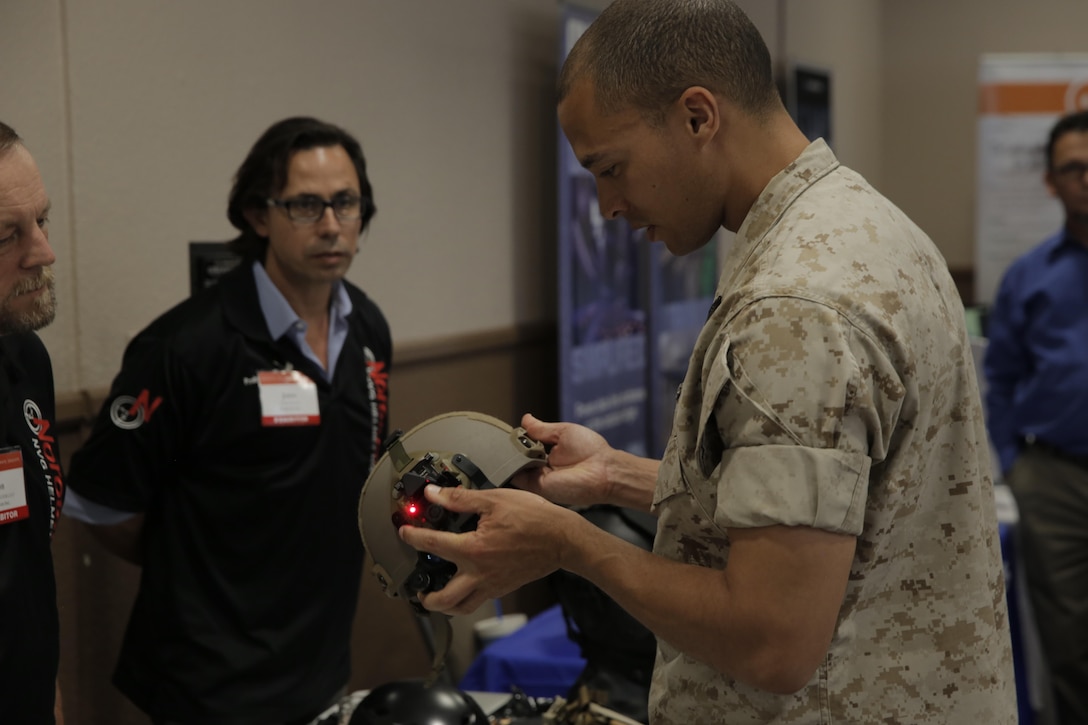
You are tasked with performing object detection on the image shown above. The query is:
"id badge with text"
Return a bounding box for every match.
[257,370,321,427]
[0,447,28,525]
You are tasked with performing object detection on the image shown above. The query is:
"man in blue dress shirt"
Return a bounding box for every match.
[985,108,1088,724]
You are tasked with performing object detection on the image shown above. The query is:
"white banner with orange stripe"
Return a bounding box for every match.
[976,54,1088,305]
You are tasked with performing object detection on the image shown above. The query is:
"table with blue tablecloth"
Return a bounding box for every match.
[460,604,585,698]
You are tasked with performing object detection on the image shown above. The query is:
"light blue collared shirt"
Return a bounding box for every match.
[251,260,352,382]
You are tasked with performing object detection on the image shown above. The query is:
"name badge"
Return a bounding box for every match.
[0,448,28,525]
[257,370,321,427]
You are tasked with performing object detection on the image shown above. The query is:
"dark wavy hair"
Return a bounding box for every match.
[227,117,376,260]
[1046,109,1088,170]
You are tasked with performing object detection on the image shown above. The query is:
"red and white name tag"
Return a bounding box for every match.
[257,370,321,427]
[0,448,28,525]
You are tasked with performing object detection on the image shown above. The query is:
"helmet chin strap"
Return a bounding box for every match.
[425,612,454,686]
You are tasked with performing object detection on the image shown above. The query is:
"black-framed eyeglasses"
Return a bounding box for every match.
[1052,160,1088,181]
[267,194,367,224]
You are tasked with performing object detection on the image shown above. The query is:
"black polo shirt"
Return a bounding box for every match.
[68,264,391,724]
[0,332,63,724]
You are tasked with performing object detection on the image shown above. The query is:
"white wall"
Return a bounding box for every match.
[5,0,570,392]
[3,0,883,397]
[883,0,1088,269]
[782,0,883,186]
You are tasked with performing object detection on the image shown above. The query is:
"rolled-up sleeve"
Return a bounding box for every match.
[700,296,901,536]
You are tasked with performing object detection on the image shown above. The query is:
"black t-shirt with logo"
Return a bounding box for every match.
[0,332,63,724]
[67,264,391,724]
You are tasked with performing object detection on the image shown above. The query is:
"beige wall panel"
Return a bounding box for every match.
[883,0,1088,269]
[6,0,887,397]
[783,0,883,187]
[62,0,563,392]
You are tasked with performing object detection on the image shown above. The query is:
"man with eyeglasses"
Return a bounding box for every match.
[63,117,392,725]
[985,108,1088,723]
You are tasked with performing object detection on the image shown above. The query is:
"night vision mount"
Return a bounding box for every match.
[357,411,546,680]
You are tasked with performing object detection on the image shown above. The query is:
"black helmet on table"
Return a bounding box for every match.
[349,678,489,725]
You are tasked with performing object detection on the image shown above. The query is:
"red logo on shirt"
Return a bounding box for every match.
[109,389,164,430]
[23,399,64,537]
[365,354,389,466]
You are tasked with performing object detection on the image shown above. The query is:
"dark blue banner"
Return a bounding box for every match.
[557,3,718,459]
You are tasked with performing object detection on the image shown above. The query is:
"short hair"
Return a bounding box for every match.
[1045,109,1088,170]
[557,0,780,124]
[0,121,23,155]
[227,117,376,260]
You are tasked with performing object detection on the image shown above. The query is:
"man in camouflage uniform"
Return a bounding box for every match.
[399,0,1017,722]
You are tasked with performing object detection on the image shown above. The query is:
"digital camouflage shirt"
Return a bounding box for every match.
[650,140,1017,724]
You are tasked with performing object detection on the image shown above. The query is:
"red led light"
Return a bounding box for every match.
[407,503,419,516]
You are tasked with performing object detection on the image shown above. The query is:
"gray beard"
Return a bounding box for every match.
[0,279,57,335]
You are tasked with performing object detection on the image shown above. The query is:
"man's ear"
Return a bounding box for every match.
[1044,169,1060,198]
[244,207,270,237]
[679,86,720,142]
